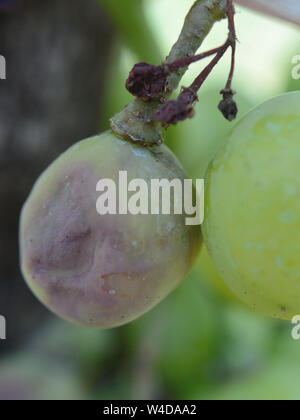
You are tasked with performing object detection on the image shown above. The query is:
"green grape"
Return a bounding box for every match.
[20,131,201,328]
[203,91,300,320]
[196,245,241,304]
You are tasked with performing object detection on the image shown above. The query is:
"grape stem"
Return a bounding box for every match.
[110,0,227,145]
[225,0,236,91]
[155,0,237,127]
[192,40,231,93]
[166,45,226,74]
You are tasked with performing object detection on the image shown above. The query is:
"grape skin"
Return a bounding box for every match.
[203,91,300,320]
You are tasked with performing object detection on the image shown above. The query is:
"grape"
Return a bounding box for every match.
[197,246,241,304]
[203,91,300,320]
[20,131,201,328]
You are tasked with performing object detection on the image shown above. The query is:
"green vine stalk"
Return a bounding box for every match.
[110,0,227,145]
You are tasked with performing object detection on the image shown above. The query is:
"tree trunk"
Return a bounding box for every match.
[0,0,114,352]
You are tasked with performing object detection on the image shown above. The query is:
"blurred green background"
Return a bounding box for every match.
[0,0,300,400]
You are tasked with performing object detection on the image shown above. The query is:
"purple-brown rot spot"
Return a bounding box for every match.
[27,162,97,273]
[63,229,92,242]
[29,224,94,276]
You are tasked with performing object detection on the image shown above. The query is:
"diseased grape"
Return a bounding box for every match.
[203,91,300,320]
[20,130,201,328]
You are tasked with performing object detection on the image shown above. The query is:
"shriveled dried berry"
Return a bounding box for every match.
[126,62,167,99]
[218,89,238,121]
[155,88,197,127]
